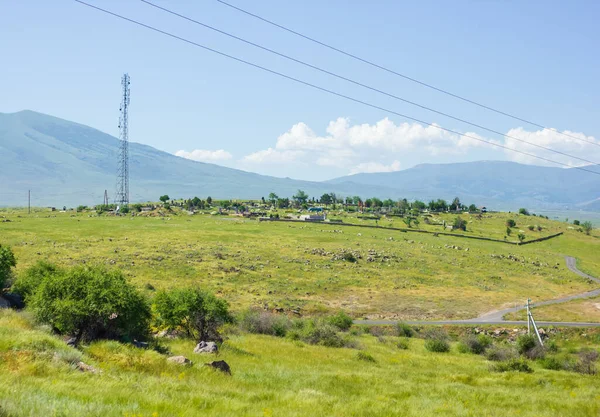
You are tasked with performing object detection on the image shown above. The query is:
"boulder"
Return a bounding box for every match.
[66,337,77,347]
[132,340,149,349]
[0,296,9,309]
[2,293,24,309]
[207,360,231,375]
[167,356,192,366]
[194,341,218,354]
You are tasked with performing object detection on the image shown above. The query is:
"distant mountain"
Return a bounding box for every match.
[1,110,598,211]
[327,161,600,211]
[0,111,394,207]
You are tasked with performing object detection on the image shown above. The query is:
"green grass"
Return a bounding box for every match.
[1,208,599,320]
[1,310,599,417]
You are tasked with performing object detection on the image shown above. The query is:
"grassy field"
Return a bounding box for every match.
[1,310,599,417]
[1,208,599,320]
[505,295,600,323]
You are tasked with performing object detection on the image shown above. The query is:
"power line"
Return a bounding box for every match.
[215,0,600,149]
[140,0,600,167]
[73,1,600,177]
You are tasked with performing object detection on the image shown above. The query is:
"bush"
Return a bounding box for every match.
[582,221,593,236]
[491,358,533,373]
[12,261,60,302]
[453,216,467,231]
[0,244,16,289]
[288,320,355,348]
[423,328,450,353]
[519,208,530,216]
[485,345,517,362]
[239,308,290,337]
[517,233,526,242]
[524,345,546,360]
[573,220,580,226]
[528,225,535,231]
[357,351,377,363]
[573,350,598,375]
[458,334,492,355]
[153,288,232,342]
[506,219,516,228]
[540,356,565,371]
[29,265,151,344]
[516,334,537,355]
[326,311,353,331]
[396,338,409,350]
[396,322,414,338]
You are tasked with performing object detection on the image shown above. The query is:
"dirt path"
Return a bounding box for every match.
[356,255,600,327]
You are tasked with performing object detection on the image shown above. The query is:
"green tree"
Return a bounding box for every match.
[12,261,59,301]
[506,227,512,236]
[153,288,233,341]
[320,193,333,207]
[268,192,278,205]
[517,233,526,242]
[581,221,593,235]
[29,265,151,344]
[412,200,426,210]
[159,195,170,203]
[451,197,461,211]
[519,208,530,216]
[506,219,516,228]
[468,204,478,212]
[0,244,16,289]
[573,220,580,226]
[206,196,213,205]
[293,190,309,206]
[453,216,467,231]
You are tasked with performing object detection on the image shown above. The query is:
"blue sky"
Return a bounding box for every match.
[1,0,599,180]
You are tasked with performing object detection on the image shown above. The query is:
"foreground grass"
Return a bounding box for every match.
[1,209,598,320]
[0,310,599,417]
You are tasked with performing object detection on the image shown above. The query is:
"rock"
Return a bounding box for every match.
[1,293,24,309]
[194,341,218,354]
[76,361,100,374]
[132,340,149,349]
[66,337,77,347]
[207,360,231,375]
[167,356,192,366]
[0,296,9,309]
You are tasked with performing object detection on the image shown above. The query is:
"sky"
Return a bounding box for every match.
[1,0,599,181]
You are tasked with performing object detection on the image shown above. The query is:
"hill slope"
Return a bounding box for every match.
[328,161,600,211]
[0,111,392,207]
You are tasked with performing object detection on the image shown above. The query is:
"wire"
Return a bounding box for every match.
[73,0,600,177]
[140,0,600,167]
[215,0,600,148]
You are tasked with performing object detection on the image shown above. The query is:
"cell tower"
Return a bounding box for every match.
[115,73,131,207]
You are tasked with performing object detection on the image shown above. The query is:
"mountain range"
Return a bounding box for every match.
[0,110,598,211]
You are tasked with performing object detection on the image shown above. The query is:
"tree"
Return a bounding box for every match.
[506,219,516,228]
[519,208,530,216]
[506,227,512,236]
[352,196,362,205]
[29,265,151,344]
[159,195,170,204]
[293,190,309,206]
[206,196,213,205]
[582,221,593,236]
[468,204,478,212]
[0,244,16,289]
[412,200,426,210]
[320,193,333,207]
[451,197,461,211]
[398,199,410,213]
[403,217,416,228]
[12,261,59,301]
[517,233,526,242]
[268,192,278,205]
[153,288,233,342]
[573,220,580,226]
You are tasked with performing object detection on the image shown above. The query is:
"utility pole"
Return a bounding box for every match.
[103,190,109,206]
[115,73,131,208]
[526,298,544,347]
[28,190,30,214]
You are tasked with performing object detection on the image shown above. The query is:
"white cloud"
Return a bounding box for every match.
[502,128,599,167]
[350,160,401,174]
[242,148,305,164]
[176,149,233,162]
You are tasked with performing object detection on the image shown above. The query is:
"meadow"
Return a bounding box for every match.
[1,207,599,321]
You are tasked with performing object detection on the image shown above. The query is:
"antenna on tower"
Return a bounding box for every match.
[115,73,131,208]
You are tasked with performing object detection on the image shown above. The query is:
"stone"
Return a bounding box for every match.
[194,341,218,354]
[76,361,100,374]
[207,360,231,375]
[167,356,192,366]
[132,340,149,349]
[0,296,9,309]
[66,337,77,347]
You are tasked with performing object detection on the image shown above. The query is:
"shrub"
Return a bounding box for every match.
[491,358,533,373]
[326,311,353,331]
[528,225,535,231]
[506,219,516,228]
[423,328,450,353]
[288,320,355,348]
[517,233,526,242]
[396,322,414,338]
[572,350,599,375]
[12,261,61,301]
[342,252,357,263]
[0,244,16,289]
[525,345,546,360]
[239,308,290,337]
[453,216,467,231]
[519,208,530,216]
[582,221,593,236]
[485,345,516,362]
[516,334,537,355]
[396,338,409,350]
[540,356,565,371]
[459,334,492,355]
[536,225,543,232]
[29,265,151,344]
[153,288,232,342]
[357,351,377,363]
[573,220,580,226]
[506,227,512,236]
